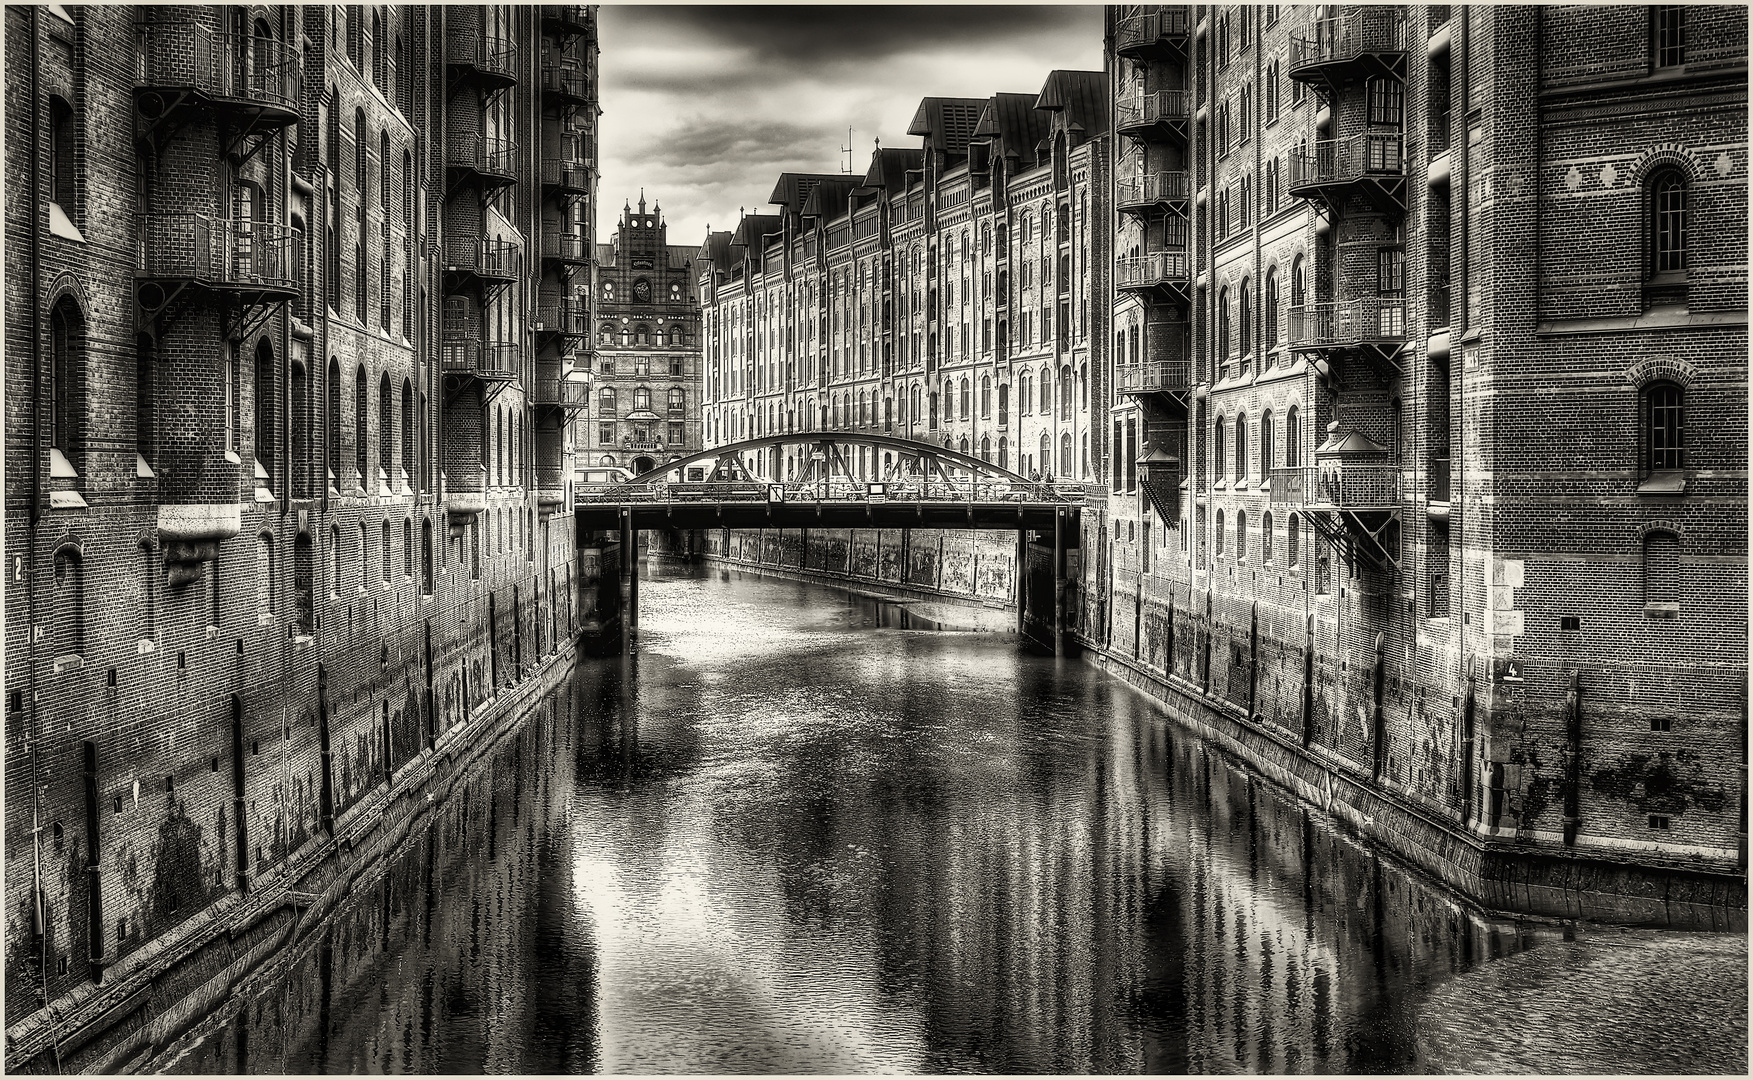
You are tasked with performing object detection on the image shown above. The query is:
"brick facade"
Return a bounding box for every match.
[1090,4,1747,890]
[4,4,601,1054]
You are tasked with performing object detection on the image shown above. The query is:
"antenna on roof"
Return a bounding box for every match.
[840,127,854,174]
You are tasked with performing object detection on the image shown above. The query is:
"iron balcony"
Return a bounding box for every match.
[1285,298,1407,351]
[1114,6,1193,58]
[541,156,593,195]
[1288,133,1405,198]
[1115,361,1192,397]
[542,232,591,266]
[530,373,589,410]
[1115,90,1190,140]
[535,299,589,340]
[135,215,301,296]
[1268,464,1400,511]
[444,238,520,282]
[440,337,519,381]
[449,35,517,90]
[1115,171,1191,215]
[541,62,592,106]
[1288,9,1407,82]
[447,135,518,189]
[541,5,594,36]
[137,24,302,117]
[1115,251,1191,293]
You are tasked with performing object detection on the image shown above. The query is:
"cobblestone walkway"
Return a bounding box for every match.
[1416,929,1748,1074]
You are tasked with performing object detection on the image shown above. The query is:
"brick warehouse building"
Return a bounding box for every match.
[697,71,1112,491]
[1092,3,1746,913]
[590,194,703,477]
[3,4,599,1064]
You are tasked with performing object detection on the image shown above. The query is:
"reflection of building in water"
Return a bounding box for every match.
[162,690,587,1074]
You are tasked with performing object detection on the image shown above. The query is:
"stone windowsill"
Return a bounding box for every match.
[1644,603,1680,620]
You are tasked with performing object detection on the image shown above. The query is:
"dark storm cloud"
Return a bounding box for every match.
[596,5,1103,247]
[634,116,825,170]
[620,5,1097,65]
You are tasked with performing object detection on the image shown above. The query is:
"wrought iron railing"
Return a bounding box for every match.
[1285,298,1407,348]
[1114,6,1193,53]
[579,478,1089,506]
[1269,465,1399,508]
[1116,90,1191,132]
[136,215,301,290]
[1115,360,1193,395]
[440,337,518,379]
[1116,171,1192,209]
[448,135,517,179]
[452,35,517,82]
[1115,251,1191,290]
[536,299,589,337]
[1288,133,1405,191]
[542,232,590,263]
[138,25,302,113]
[542,5,594,34]
[444,237,520,279]
[531,375,588,408]
[540,156,592,191]
[1289,9,1406,73]
[541,62,590,101]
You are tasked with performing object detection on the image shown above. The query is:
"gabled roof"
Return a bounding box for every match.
[1035,69,1109,137]
[698,230,735,273]
[665,243,696,271]
[729,213,783,252]
[801,176,862,220]
[973,92,1051,161]
[769,172,847,216]
[862,146,924,195]
[907,97,987,158]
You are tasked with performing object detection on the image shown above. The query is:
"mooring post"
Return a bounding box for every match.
[1052,507,1066,656]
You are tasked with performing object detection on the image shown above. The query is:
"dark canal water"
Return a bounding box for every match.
[160,562,1747,1074]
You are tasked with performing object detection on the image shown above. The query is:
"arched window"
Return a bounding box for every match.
[1285,406,1300,468]
[1215,510,1226,557]
[353,107,368,197]
[1039,432,1052,476]
[1060,433,1072,475]
[422,518,434,595]
[927,391,938,428]
[353,366,368,485]
[1650,170,1688,276]
[1645,381,1685,474]
[959,435,970,456]
[1291,254,1306,307]
[377,372,393,479]
[1217,286,1230,357]
[998,384,1009,426]
[256,533,275,614]
[1287,514,1301,567]
[1059,364,1073,419]
[400,378,414,480]
[1262,511,1275,564]
[981,375,992,418]
[1239,279,1252,355]
[980,435,991,463]
[1643,530,1681,610]
[48,95,76,214]
[1019,370,1032,414]
[1236,510,1248,562]
[381,519,393,583]
[1039,366,1052,412]
[960,377,971,420]
[1235,414,1249,480]
[49,296,84,469]
[668,387,685,414]
[1265,268,1280,349]
[1261,410,1275,474]
[998,436,1009,471]
[402,517,413,578]
[253,340,275,475]
[1214,416,1226,481]
[51,547,85,659]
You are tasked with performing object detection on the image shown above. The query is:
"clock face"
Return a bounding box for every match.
[633,278,651,301]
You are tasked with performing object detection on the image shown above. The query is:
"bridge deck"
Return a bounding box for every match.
[575,499,1079,533]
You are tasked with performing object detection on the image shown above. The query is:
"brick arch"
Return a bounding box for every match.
[135,527,159,551]
[1630,145,1705,184]
[1624,355,1698,390]
[1636,519,1685,541]
[43,272,90,324]
[48,534,85,562]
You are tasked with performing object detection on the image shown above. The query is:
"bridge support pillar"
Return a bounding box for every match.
[1053,507,1067,657]
[1015,529,1028,636]
[619,509,638,648]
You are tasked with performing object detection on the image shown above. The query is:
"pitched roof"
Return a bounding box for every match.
[768,172,847,216]
[907,97,987,158]
[698,230,735,274]
[862,146,924,195]
[973,92,1052,161]
[801,176,862,220]
[1035,69,1109,137]
[729,213,783,252]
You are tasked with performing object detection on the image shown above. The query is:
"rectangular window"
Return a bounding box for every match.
[1378,248,1406,295]
[1654,6,1686,68]
[1368,78,1405,127]
[668,421,684,445]
[598,422,614,446]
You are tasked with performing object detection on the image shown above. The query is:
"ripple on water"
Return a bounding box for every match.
[1416,929,1748,1075]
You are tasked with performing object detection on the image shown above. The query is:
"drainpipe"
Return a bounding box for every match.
[1460,658,1477,826]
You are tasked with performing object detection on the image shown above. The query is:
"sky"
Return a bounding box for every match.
[595,5,1104,253]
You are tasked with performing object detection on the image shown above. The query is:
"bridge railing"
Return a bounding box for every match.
[578,478,1088,506]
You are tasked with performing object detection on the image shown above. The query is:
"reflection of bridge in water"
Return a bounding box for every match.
[574,434,1084,651]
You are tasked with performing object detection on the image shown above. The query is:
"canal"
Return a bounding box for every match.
[159,561,1746,1074]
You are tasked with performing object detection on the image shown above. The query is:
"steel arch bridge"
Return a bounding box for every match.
[574,433,1086,532]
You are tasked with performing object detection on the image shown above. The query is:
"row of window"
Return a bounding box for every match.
[598,421,687,447]
[1212,407,1304,482]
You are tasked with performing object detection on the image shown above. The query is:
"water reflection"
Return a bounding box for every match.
[166,563,1690,1074]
